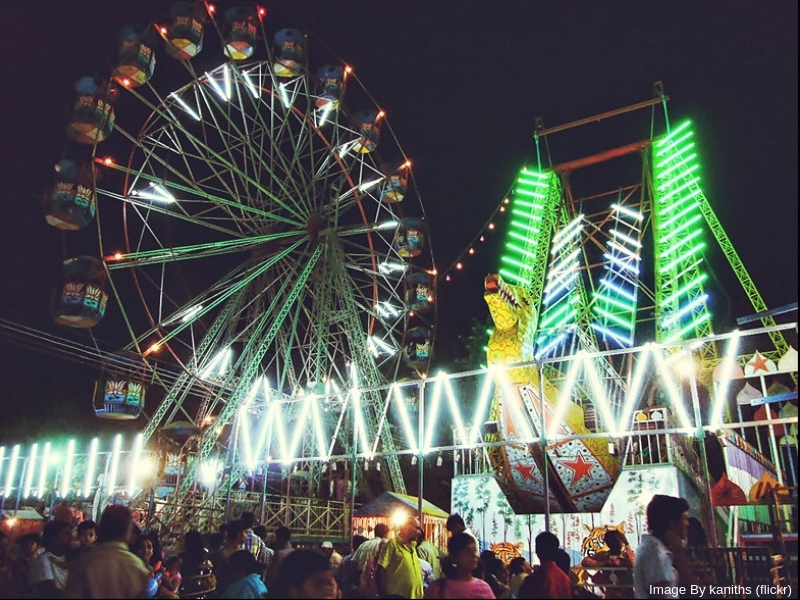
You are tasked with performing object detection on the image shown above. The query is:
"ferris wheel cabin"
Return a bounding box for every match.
[406,272,434,313]
[65,77,115,145]
[274,28,305,77]
[393,217,426,258]
[162,3,206,60]
[222,6,259,61]
[93,375,146,420]
[353,110,381,153]
[112,27,156,88]
[316,65,345,108]
[51,256,108,328]
[45,160,96,231]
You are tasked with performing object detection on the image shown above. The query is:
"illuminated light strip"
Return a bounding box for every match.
[662,293,709,328]
[539,300,575,328]
[271,403,290,464]
[540,303,578,332]
[0,447,4,493]
[36,442,51,498]
[316,101,334,126]
[443,374,469,445]
[595,290,636,313]
[83,439,99,497]
[543,272,579,304]
[514,199,546,212]
[500,255,534,271]
[655,148,697,173]
[204,71,227,101]
[551,218,584,250]
[60,439,75,498]
[610,228,642,249]
[200,347,232,380]
[611,203,644,221]
[613,345,653,435]
[666,258,705,287]
[107,434,123,498]
[657,163,701,192]
[535,331,568,360]
[654,120,693,148]
[223,64,231,100]
[595,305,635,331]
[308,397,329,460]
[603,253,639,275]
[592,323,633,348]
[508,230,539,245]
[241,70,260,98]
[285,398,313,464]
[661,273,708,307]
[600,278,637,302]
[664,311,712,344]
[506,242,539,260]
[169,92,201,121]
[510,221,542,235]
[651,349,694,432]
[654,129,693,156]
[614,218,641,235]
[370,335,396,356]
[245,402,276,470]
[4,445,20,496]
[658,176,701,203]
[659,214,704,244]
[126,434,144,496]
[659,189,701,216]
[22,444,38,498]
[515,189,546,200]
[423,375,445,452]
[496,370,536,442]
[518,172,550,186]
[581,354,618,435]
[710,332,741,430]
[659,231,704,261]
[546,355,584,439]
[386,385,415,453]
[607,240,641,262]
[498,268,529,286]
[467,372,498,447]
[278,82,291,108]
[350,365,372,458]
[657,202,700,231]
[548,248,580,273]
[511,209,544,220]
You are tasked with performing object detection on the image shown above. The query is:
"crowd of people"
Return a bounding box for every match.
[0,493,701,599]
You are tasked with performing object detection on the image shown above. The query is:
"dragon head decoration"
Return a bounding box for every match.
[484,274,537,370]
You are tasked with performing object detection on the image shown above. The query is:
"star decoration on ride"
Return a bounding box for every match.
[513,460,539,482]
[559,450,595,487]
[745,351,775,376]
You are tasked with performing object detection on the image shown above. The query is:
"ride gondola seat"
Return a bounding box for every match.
[45,160,96,230]
[163,3,205,60]
[223,7,258,61]
[65,77,115,145]
[274,28,305,77]
[381,172,408,203]
[406,272,433,313]
[316,65,344,108]
[405,327,432,367]
[353,111,381,154]
[393,217,426,257]
[93,378,146,419]
[51,256,108,328]
[112,30,156,88]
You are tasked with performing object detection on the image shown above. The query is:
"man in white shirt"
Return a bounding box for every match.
[30,520,73,598]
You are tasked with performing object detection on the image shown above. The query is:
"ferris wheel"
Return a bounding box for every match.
[47,2,435,495]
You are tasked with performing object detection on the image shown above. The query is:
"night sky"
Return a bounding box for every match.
[0,1,797,444]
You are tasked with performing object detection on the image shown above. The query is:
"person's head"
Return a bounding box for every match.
[373,523,389,540]
[183,530,206,556]
[535,531,561,563]
[240,511,257,530]
[442,532,480,579]
[446,513,466,536]
[42,519,73,556]
[320,541,333,559]
[398,516,422,544]
[131,534,154,564]
[218,522,230,537]
[227,520,247,546]
[77,520,97,548]
[554,548,571,575]
[253,525,267,541]
[486,557,510,585]
[275,525,292,546]
[604,529,627,555]
[646,494,690,539]
[687,517,708,548]
[227,549,261,582]
[351,535,367,553]
[508,556,531,576]
[479,549,497,564]
[165,555,183,574]
[97,504,136,544]
[18,533,41,559]
[271,548,339,599]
